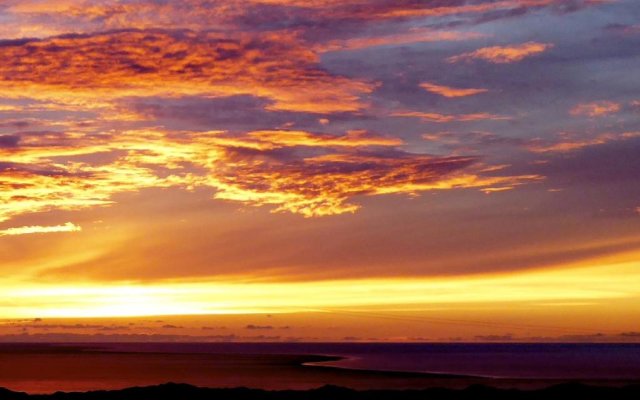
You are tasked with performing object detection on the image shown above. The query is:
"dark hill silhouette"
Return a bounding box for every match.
[0,383,639,400]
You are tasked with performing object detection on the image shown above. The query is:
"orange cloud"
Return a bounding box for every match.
[316,29,485,52]
[0,30,374,114]
[301,0,588,21]
[447,42,553,64]
[420,82,488,98]
[0,222,81,236]
[420,130,640,155]
[0,105,24,112]
[527,138,610,153]
[245,130,402,148]
[0,161,172,224]
[209,153,539,217]
[393,111,510,122]
[0,129,539,222]
[570,101,622,117]
[0,0,611,51]
[526,131,640,153]
[1,0,586,32]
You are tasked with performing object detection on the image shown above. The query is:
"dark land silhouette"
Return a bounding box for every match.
[2,383,640,400]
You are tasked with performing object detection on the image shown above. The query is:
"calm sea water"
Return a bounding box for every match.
[305,342,640,379]
[0,343,638,393]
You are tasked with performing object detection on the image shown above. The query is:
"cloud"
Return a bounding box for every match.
[419,82,488,98]
[533,135,640,186]
[209,149,538,217]
[0,0,632,280]
[0,30,374,113]
[393,111,510,123]
[0,105,24,112]
[0,222,81,236]
[316,28,485,52]
[161,324,183,329]
[473,332,640,343]
[245,324,273,330]
[0,128,538,222]
[570,101,621,117]
[474,334,514,341]
[245,130,402,148]
[422,130,640,156]
[0,159,169,224]
[0,332,240,342]
[447,42,553,63]
[0,322,130,331]
[422,131,527,152]
[526,132,640,153]
[525,136,640,222]
[302,0,605,21]
[0,0,601,40]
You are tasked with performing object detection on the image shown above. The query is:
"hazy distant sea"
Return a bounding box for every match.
[306,342,640,379]
[0,343,639,393]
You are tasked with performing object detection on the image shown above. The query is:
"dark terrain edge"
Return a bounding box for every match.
[1,382,640,400]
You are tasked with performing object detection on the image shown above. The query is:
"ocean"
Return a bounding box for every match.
[0,343,639,393]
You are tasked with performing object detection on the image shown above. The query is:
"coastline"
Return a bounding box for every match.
[301,355,483,379]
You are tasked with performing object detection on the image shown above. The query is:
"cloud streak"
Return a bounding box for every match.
[393,111,510,123]
[447,42,553,64]
[0,222,81,236]
[316,29,485,53]
[570,101,622,117]
[420,82,489,98]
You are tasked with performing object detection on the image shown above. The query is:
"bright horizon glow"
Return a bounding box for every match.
[2,258,638,319]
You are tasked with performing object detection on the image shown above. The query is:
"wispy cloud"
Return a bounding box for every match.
[316,29,485,52]
[422,130,640,155]
[0,222,81,236]
[393,111,510,122]
[570,101,621,117]
[447,42,553,64]
[420,82,488,98]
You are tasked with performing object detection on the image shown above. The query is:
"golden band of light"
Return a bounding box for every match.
[1,259,638,318]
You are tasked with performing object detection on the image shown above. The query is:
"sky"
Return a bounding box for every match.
[0,0,639,342]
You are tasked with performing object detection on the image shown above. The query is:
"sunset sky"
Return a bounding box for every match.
[0,0,639,342]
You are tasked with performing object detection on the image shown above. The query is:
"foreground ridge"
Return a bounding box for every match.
[1,382,640,400]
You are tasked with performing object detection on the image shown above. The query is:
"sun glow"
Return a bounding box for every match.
[1,259,638,319]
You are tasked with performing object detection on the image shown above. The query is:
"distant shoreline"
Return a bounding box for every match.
[301,355,484,379]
